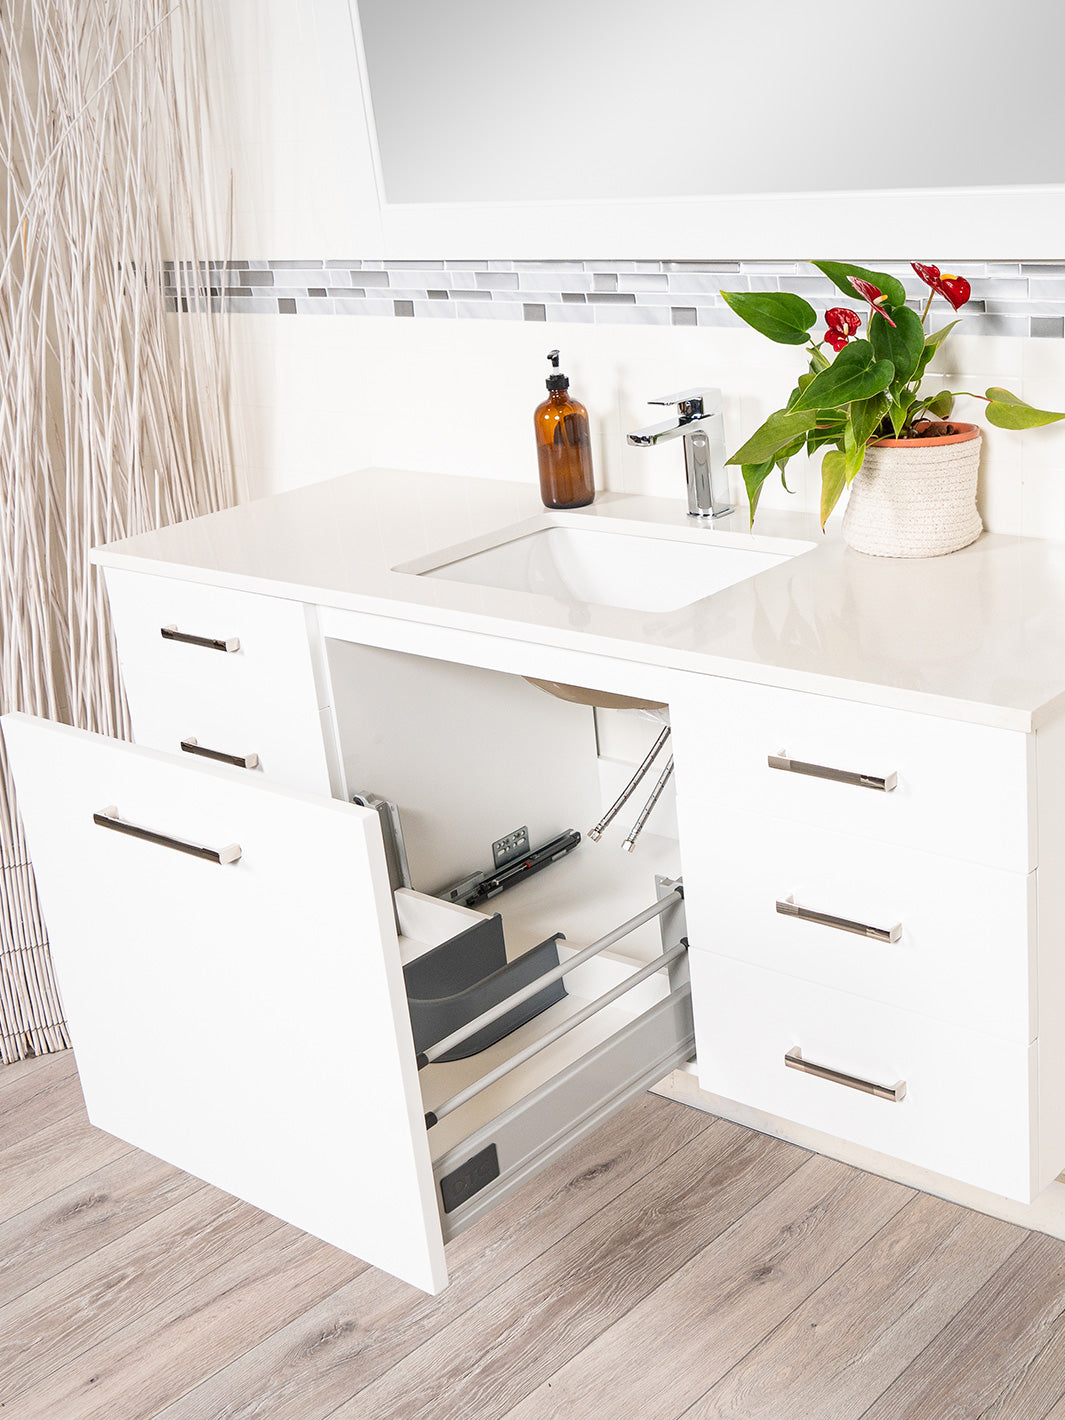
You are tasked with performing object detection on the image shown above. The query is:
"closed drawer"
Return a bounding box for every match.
[691,952,1044,1201]
[682,810,1036,1044]
[104,568,332,795]
[671,678,1033,872]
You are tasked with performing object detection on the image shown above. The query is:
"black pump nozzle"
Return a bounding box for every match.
[546,348,569,392]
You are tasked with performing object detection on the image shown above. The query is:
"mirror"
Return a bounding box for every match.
[351,0,1065,257]
[359,0,1064,205]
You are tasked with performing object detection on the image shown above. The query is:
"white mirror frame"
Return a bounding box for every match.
[349,1,1065,261]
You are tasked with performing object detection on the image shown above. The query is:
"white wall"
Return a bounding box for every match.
[211,0,1065,539]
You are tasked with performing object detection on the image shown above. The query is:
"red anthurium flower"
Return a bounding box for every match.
[848,276,897,327]
[823,306,861,350]
[912,261,971,311]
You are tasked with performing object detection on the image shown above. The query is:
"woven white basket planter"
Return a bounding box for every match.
[841,424,983,559]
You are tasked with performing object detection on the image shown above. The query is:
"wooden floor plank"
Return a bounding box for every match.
[859,1231,1065,1420]
[0,1051,84,1152]
[154,1091,718,1420]
[498,1154,914,1420]
[0,1146,207,1302]
[0,1111,131,1225]
[0,1187,284,1402]
[681,1191,1025,1420]
[10,1222,365,1420]
[0,1049,72,1093]
[329,1120,810,1420]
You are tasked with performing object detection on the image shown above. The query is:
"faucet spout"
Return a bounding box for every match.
[627,388,733,519]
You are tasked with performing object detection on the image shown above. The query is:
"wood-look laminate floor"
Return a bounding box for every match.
[3,1052,1065,1420]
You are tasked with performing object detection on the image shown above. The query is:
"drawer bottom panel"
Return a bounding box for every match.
[691,953,1043,1202]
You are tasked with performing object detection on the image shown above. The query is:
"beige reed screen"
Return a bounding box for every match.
[0,0,236,1061]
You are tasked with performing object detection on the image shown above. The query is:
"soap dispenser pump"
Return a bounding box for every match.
[533,349,595,510]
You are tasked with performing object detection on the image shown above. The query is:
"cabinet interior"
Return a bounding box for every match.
[325,639,687,1165]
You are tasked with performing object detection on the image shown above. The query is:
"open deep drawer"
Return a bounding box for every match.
[2,713,693,1294]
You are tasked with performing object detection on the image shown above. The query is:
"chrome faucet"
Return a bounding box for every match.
[627,388,733,519]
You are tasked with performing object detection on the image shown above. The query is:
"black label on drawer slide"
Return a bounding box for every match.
[439,1143,500,1213]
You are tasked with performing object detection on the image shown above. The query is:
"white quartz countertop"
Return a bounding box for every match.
[92,468,1065,733]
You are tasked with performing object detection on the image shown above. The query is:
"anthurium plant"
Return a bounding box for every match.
[722,261,1065,528]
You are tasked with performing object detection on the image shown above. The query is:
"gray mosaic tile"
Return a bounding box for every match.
[959,313,1029,338]
[671,307,698,326]
[444,260,489,270]
[1023,264,1065,276]
[514,259,584,271]
[243,270,275,286]
[226,297,281,314]
[493,288,563,302]
[487,260,515,271]
[545,304,595,323]
[523,304,547,322]
[326,258,359,267]
[295,299,336,314]
[427,289,450,300]
[1032,317,1065,338]
[475,271,519,289]
[1029,279,1065,300]
[698,305,746,327]
[385,259,445,270]
[587,291,636,304]
[518,272,592,292]
[593,273,618,292]
[358,270,390,287]
[270,259,323,270]
[666,273,727,294]
[663,260,741,271]
[411,301,456,319]
[278,297,296,314]
[394,299,414,317]
[561,292,587,304]
[618,273,668,292]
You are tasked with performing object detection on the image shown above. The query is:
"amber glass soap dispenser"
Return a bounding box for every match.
[534,349,595,509]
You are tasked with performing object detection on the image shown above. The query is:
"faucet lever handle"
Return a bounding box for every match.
[648,388,722,418]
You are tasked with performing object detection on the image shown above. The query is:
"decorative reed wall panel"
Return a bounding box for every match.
[0,0,236,1062]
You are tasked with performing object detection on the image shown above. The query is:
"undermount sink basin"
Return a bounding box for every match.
[396,517,811,614]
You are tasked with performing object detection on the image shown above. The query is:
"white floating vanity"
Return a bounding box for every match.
[7,468,1065,1294]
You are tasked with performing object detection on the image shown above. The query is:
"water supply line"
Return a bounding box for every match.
[588,723,671,843]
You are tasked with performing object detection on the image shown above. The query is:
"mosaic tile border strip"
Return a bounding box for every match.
[165,259,1065,338]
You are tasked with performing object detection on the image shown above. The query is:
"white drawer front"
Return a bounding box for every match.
[691,953,1043,1201]
[682,810,1036,1044]
[105,568,332,795]
[671,678,1033,872]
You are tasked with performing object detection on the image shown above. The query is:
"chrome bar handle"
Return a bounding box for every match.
[418,886,683,1068]
[425,940,688,1128]
[776,895,902,944]
[785,1046,906,1103]
[93,805,242,865]
[161,624,240,653]
[180,738,260,771]
[768,754,897,793]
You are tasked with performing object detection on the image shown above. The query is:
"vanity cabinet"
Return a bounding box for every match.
[671,677,1065,1203]
[6,483,1065,1292]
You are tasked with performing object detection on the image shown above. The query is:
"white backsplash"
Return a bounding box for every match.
[229,311,1065,539]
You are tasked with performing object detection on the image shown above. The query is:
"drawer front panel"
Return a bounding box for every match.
[691,952,1041,1201]
[682,810,1036,1043]
[1,713,448,1293]
[105,569,332,795]
[671,678,1033,872]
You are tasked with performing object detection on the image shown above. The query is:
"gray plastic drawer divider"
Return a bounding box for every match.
[424,939,687,1129]
[417,888,682,1069]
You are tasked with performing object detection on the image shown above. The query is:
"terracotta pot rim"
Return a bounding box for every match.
[870,422,981,449]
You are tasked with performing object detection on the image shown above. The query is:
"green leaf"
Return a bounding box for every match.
[849,392,890,451]
[925,320,960,353]
[725,407,820,466]
[742,460,775,526]
[790,340,895,412]
[811,260,907,310]
[721,290,817,345]
[869,304,925,387]
[913,321,960,384]
[889,388,916,437]
[985,387,1065,429]
[820,449,848,529]
[926,391,954,419]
